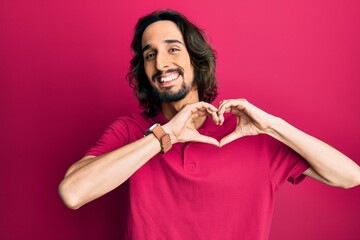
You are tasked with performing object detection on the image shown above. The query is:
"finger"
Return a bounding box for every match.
[203,102,218,112]
[218,113,225,125]
[218,99,247,114]
[191,107,216,120]
[193,135,220,147]
[209,111,220,125]
[190,103,217,116]
[218,100,236,115]
[217,100,233,125]
[219,132,242,147]
[217,100,234,125]
[196,101,218,112]
[193,107,208,117]
[217,99,230,113]
[218,99,248,124]
[200,106,220,124]
[190,103,220,124]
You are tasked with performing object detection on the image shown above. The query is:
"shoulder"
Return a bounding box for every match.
[108,112,153,133]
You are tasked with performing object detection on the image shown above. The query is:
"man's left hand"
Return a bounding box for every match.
[217,99,276,147]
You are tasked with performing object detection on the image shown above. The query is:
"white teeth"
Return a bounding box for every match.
[160,73,178,83]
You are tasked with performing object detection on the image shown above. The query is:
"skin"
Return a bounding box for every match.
[59,20,360,210]
[142,21,200,121]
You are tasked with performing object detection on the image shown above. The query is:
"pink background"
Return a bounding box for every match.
[1,0,360,239]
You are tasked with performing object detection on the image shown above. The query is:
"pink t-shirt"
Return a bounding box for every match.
[86,112,309,240]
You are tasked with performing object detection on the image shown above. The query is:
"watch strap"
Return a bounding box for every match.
[147,124,172,154]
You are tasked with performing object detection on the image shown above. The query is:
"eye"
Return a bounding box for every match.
[169,48,180,53]
[145,52,156,60]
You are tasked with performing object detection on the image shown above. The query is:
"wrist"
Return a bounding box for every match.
[265,116,288,140]
[144,123,172,153]
[162,123,178,144]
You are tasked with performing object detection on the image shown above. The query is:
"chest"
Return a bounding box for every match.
[130,138,272,200]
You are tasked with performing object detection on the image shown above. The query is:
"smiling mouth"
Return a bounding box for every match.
[153,69,183,84]
[158,72,180,83]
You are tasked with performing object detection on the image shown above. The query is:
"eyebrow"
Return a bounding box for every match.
[142,39,184,53]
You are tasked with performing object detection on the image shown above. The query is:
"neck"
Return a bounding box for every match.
[160,87,206,129]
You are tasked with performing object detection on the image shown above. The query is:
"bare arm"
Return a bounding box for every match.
[59,102,219,209]
[268,117,360,188]
[217,99,360,189]
[59,134,162,209]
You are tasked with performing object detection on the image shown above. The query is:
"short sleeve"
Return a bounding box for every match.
[266,136,309,190]
[85,118,130,157]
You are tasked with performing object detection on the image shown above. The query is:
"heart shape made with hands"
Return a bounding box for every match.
[176,99,267,148]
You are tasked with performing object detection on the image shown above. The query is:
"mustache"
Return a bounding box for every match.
[152,68,184,82]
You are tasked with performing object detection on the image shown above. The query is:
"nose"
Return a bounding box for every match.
[155,51,169,70]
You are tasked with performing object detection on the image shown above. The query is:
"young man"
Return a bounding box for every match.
[59,10,360,239]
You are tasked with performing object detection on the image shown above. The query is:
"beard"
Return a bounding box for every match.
[152,80,190,103]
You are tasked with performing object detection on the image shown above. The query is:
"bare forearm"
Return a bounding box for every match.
[59,102,220,209]
[268,117,360,188]
[59,134,161,209]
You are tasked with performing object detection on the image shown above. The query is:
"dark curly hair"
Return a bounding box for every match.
[127,9,218,117]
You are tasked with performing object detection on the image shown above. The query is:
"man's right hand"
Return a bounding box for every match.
[162,101,220,146]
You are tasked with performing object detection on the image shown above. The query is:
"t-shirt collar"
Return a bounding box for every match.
[151,110,221,134]
[152,111,169,125]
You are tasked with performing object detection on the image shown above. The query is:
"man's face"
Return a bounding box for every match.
[141,20,195,102]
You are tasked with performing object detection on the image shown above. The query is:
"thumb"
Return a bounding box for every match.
[219,132,241,147]
[193,134,220,147]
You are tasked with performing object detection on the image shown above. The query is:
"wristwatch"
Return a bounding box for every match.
[144,123,172,154]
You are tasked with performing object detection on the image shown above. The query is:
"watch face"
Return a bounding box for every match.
[149,123,160,131]
[144,123,159,136]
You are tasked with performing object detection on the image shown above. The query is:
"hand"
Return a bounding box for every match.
[217,99,275,147]
[163,102,220,146]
